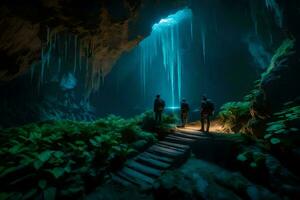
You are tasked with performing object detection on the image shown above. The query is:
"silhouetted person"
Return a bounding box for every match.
[200,95,215,132]
[153,95,165,122]
[181,99,190,127]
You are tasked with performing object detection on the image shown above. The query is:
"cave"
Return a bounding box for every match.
[0,0,299,199]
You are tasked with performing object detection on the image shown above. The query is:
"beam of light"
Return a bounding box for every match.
[165,106,181,110]
[138,8,193,108]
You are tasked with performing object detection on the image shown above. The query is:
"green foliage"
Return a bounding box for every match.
[135,111,177,138]
[218,101,251,133]
[162,113,178,124]
[264,102,300,148]
[243,88,260,102]
[261,38,295,80]
[226,39,298,176]
[236,148,266,169]
[0,115,156,199]
[217,39,295,135]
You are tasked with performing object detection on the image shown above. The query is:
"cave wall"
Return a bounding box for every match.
[92,0,293,117]
[0,0,299,127]
[0,0,187,127]
[0,0,186,83]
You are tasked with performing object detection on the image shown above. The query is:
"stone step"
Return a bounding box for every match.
[174,131,208,140]
[178,130,216,137]
[111,174,133,187]
[141,151,174,163]
[165,135,196,144]
[136,154,171,170]
[150,144,185,154]
[148,145,184,158]
[177,129,205,135]
[158,141,190,150]
[117,171,147,187]
[120,166,155,185]
[167,134,197,141]
[111,129,205,188]
[125,160,162,178]
[156,143,186,152]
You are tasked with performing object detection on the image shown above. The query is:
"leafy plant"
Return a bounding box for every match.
[263,102,300,148]
[136,110,177,138]
[236,147,267,172]
[261,38,295,81]
[0,114,157,199]
[218,101,251,133]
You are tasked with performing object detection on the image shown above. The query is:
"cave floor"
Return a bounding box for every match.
[87,126,244,199]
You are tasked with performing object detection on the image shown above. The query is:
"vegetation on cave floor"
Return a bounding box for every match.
[87,125,300,200]
[212,38,300,198]
[0,112,177,200]
[216,38,299,144]
[217,38,297,135]
[0,108,299,200]
[0,38,299,199]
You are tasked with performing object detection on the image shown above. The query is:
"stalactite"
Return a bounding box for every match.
[269,32,273,45]
[78,40,82,71]
[100,67,104,85]
[46,26,50,45]
[86,52,89,71]
[40,45,45,84]
[213,10,218,33]
[250,1,259,35]
[74,35,77,73]
[46,40,51,67]
[190,14,194,40]
[265,0,283,28]
[138,8,193,107]
[33,29,104,96]
[54,32,57,48]
[201,26,206,64]
[64,37,67,63]
[58,57,61,73]
[30,63,35,82]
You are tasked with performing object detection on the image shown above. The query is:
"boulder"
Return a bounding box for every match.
[154,158,279,200]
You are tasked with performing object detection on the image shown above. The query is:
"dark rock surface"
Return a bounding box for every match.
[253,0,300,114]
[0,0,188,127]
[153,158,280,200]
[0,0,186,82]
[87,131,300,200]
[260,44,299,113]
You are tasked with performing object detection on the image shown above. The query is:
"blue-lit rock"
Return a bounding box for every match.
[138,8,193,108]
[60,73,77,90]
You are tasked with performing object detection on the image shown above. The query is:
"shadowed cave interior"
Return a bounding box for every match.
[0,0,299,199]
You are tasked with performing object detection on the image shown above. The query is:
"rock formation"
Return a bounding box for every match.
[0,0,186,82]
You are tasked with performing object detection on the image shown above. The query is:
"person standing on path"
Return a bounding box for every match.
[153,95,165,123]
[200,95,215,132]
[180,99,190,127]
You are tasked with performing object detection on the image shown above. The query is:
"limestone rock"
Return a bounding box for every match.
[0,0,186,82]
[154,158,279,200]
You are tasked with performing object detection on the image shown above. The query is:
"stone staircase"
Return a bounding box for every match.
[111,129,212,189]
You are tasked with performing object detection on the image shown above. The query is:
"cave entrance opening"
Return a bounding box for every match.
[138,8,193,109]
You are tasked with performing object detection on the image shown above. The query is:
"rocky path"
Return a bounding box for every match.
[110,128,219,189]
[87,126,298,200]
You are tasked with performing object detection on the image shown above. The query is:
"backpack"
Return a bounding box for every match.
[206,100,215,112]
[157,99,165,111]
[202,100,215,114]
[181,102,189,112]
